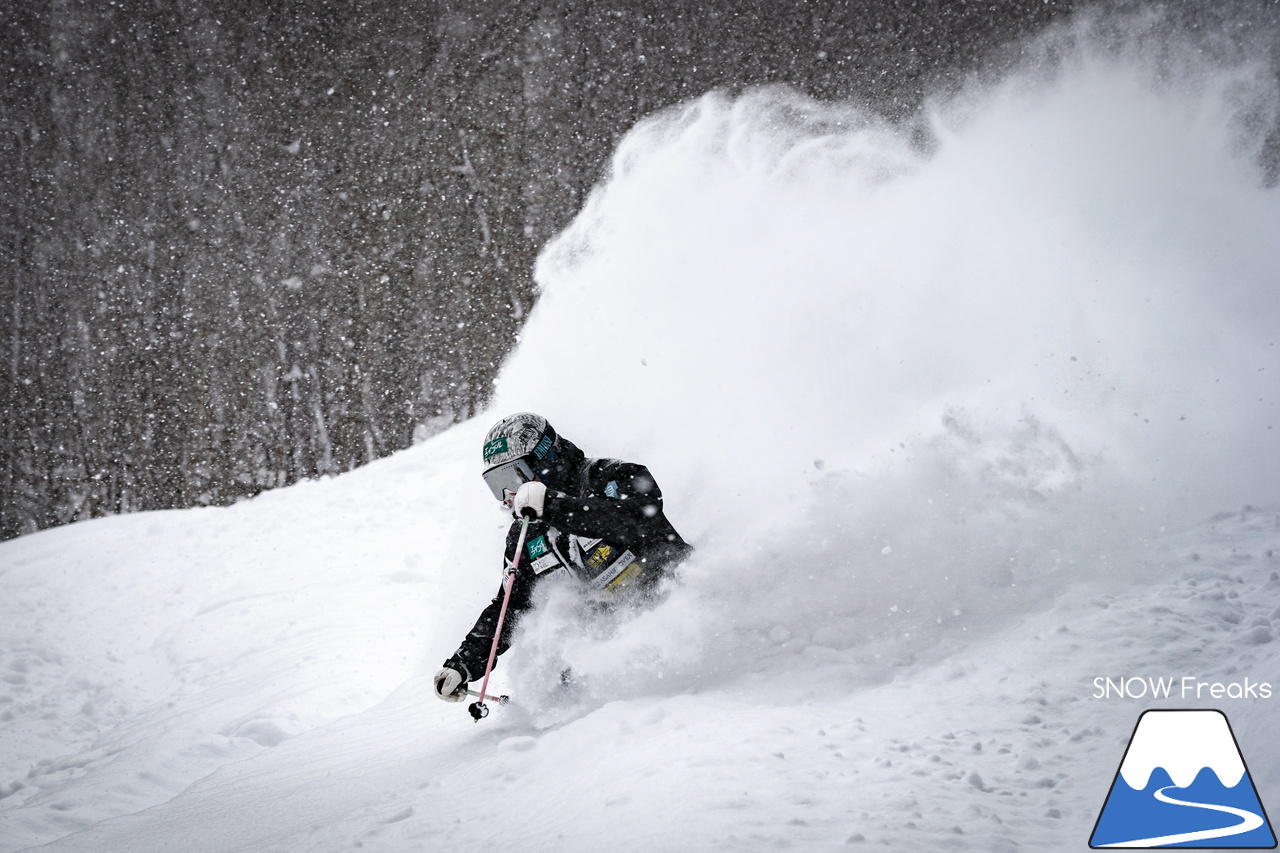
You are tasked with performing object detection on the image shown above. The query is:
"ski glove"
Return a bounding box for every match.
[512,481,547,519]
[433,666,468,703]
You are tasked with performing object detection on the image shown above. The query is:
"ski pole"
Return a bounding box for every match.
[469,511,532,721]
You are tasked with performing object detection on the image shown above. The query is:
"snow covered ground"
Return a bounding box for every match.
[4,12,1280,852]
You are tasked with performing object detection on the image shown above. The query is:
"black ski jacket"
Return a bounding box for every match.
[444,453,693,683]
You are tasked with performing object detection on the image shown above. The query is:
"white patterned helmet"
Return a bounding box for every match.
[481,413,559,503]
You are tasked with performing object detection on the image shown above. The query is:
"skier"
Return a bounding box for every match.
[433,413,693,703]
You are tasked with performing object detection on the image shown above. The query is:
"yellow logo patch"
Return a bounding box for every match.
[587,545,613,569]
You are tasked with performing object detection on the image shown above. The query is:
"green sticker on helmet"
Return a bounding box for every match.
[482,436,509,461]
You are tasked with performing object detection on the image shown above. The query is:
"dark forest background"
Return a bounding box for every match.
[4,0,1251,540]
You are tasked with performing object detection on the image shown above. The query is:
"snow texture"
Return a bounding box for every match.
[3,15,1280,853]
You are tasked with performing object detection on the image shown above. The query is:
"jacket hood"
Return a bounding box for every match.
[540,434,586,493]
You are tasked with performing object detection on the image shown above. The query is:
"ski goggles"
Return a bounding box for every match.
[482,456,536,503]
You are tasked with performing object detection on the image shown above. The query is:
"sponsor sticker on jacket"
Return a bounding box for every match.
[587,544,613,569]
[531,552,561,574]
[590,550,637,590]
[605,559,642,591]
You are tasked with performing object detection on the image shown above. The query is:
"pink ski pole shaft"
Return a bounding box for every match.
[465,688,510,704]
[469,512,532,721]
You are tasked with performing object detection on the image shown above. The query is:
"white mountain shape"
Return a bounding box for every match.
[1119,710,1247,790]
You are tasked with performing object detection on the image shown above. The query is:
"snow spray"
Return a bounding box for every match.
[487,10,1280,709]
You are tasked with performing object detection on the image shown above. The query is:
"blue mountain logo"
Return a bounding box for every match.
[1091,709,1276,848]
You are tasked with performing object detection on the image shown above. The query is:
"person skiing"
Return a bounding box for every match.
[433,412,693,704]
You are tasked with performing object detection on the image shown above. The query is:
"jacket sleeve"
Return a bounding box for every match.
[541,461,687,558]
[444,519,542,682]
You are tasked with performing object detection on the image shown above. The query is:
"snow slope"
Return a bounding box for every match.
[4,10,1280,852]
